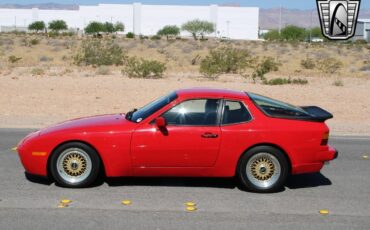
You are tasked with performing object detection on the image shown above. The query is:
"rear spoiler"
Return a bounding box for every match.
[300,106,333,122]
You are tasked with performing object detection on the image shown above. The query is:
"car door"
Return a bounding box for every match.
[131,98,222,168]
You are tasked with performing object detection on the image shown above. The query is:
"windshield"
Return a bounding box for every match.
[248,93,310,118]
[127,92,178,123]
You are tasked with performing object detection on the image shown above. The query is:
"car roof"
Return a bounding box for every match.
[176,88,247,99]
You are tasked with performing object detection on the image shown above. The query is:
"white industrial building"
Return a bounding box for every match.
[0,3,259,40]
[353,19,370,42]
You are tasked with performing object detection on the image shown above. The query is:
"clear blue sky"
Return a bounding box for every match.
[0,0,368,9]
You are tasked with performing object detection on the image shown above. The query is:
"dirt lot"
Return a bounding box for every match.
[0,73,369,136]
[0,34,369,135]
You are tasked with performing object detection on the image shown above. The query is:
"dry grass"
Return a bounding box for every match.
[1,33,369,78]
[0,33,370,135]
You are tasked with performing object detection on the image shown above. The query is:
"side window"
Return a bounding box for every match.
[222,100,252,125]
[162,99,220,126]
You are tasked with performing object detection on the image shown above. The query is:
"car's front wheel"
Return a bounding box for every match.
[50,142,101,188]
[237,146,289,193]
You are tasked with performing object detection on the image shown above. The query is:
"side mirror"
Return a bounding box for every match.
[155,117,167,129]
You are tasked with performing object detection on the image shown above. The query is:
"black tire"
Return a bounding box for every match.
[237,146,289,193]
[50,142,101,188]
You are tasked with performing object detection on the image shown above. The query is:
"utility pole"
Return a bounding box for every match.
[279,5,282,34]
[14,16,17,30]
[226,20,230,39]
[309,10,313,42]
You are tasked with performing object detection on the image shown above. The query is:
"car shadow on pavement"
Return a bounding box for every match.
[106,177,239,189]
[25,173,53,186]
[286,173,332,189]
[24,172,332,191]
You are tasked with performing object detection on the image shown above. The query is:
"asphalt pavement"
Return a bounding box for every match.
[0,129,369,230]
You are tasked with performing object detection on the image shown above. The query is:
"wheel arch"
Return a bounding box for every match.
[237,143,292,174]
[47,140,106,178]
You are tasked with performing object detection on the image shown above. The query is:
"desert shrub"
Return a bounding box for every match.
[8,55,22,63]
[74,40,125,66]
[139,35,149,40]
[292,78,309,85]
[263,30,281,41]
[359,61,370,71]
[263,77,308,85]
[316,57,342,74]
[30,38,40,45]
[96,66,111,75]
[306,27,324,39]
[8,30,26,35]
[200,47,253,79]
[181,19,215,40]
[122,57,166,78]
[281,25,306,41]
[150,35,161,40]
[31,67,45,76]
[301,57,316,69]
[0,38,14,46]
[126,32,135,39]
[354,39,367,45]
[333,79,344,87]
[251,57,280,82]
[39,56,53,62]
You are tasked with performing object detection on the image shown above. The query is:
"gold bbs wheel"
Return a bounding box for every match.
[56,148,92,184]
[63,153,87,176]
[246,152,281,188]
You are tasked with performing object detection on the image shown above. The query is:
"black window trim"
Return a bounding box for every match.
[220,99,254,126]
[153,98,223,127]
[246,92,318,122]
[131,91,178,123]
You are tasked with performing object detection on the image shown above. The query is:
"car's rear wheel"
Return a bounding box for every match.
[50,142,100,188]
[237,146,289,193]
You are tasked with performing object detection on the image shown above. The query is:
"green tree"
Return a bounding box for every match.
[48,20,68,33]
[306,27,324,40]
[181,19,215,40]
[114,22,125,32]
[28,21,45,33]
[85,21,105,35]
[263,29,281,41]
[104,22,115,33]
[281,25,306,41]
[157,25,180,40]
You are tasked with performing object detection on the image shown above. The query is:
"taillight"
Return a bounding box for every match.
[321,132,329,145]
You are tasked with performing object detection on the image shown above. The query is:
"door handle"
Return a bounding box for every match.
[201,133,218,138]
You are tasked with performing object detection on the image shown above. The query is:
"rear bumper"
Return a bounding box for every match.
[333,150,338,159]
[292,145,338,174]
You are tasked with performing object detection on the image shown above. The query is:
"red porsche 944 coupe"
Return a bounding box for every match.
[17,88,337,192]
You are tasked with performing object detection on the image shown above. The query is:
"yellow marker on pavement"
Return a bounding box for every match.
[319,209,329,215]
[57,203,68,208]
[185,202,196,207]
[185,201,197,206]
[186,206,197,212]
[61,199,72,204]
[121,200,132,205]
[363,155,368,159]
[11,147,17,151]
